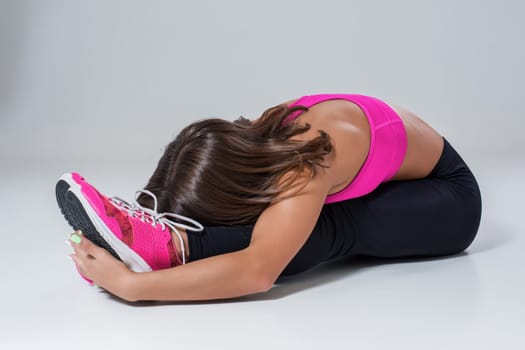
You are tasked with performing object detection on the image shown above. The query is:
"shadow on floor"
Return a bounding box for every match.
[103,217,512,306]
[105,252,470,307]
[466,218,516,254]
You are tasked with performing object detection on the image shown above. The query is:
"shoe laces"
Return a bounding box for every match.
[109,190,204,265]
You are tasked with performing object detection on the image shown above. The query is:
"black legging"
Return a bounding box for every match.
[187,138,482,276]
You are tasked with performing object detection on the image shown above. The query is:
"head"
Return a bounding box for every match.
[138,104,332,226]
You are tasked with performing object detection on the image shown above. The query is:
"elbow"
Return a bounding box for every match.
[237,248,280,295]
[254,276,274,294]
[251,265,277,294]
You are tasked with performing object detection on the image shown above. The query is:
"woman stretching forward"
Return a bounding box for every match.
[58,93,481,302]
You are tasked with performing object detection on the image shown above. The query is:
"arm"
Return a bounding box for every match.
[70,175,329,302]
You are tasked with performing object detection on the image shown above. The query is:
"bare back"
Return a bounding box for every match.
[281,98,444,196]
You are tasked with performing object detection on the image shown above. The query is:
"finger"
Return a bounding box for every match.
[68,232,85,256]
[69,253,89,278]
[69,231,100,258]
[68,234,80,253]
[78,235,100,257]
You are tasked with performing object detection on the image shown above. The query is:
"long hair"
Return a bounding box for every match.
[138,103,332,226]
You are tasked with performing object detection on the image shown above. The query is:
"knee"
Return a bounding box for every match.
[451,190,482,254]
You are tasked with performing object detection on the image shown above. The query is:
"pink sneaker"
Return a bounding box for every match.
[56,172,203,274]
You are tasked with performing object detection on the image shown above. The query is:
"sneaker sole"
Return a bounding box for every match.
[56,174,152,273]
[56,178,96,284]
[56,178,120,259]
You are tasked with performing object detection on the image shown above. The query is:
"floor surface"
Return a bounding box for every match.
[0,156,523,349]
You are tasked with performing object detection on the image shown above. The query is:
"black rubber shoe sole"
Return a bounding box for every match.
[56,179,120,260]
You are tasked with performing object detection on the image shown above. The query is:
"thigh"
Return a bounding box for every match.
[351,169,481,258]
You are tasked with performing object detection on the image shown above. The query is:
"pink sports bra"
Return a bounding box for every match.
[287,94,408,204]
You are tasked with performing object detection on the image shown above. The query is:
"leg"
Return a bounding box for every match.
[188,138,482,276]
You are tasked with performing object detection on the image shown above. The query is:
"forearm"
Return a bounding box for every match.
[128,249,271,301]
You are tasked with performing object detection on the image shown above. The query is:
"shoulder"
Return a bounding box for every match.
[286,100,373,194]
[273,159,333,201]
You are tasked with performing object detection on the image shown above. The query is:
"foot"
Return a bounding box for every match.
[56,172,203,275]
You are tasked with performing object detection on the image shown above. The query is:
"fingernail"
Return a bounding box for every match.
[70,234,81,244]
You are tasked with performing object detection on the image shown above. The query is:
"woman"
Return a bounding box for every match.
[58,93,482,302]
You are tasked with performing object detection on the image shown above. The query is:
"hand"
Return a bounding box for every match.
[68,231,138,302]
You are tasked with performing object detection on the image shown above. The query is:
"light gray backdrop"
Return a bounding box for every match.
[1,1,524,350]
[1,0,523,169]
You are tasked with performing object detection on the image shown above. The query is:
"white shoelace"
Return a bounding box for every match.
[109,190,204,265]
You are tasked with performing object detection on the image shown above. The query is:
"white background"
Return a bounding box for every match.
[0,1,524,349]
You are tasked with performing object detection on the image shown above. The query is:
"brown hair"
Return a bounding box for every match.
[138,104,332,226]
